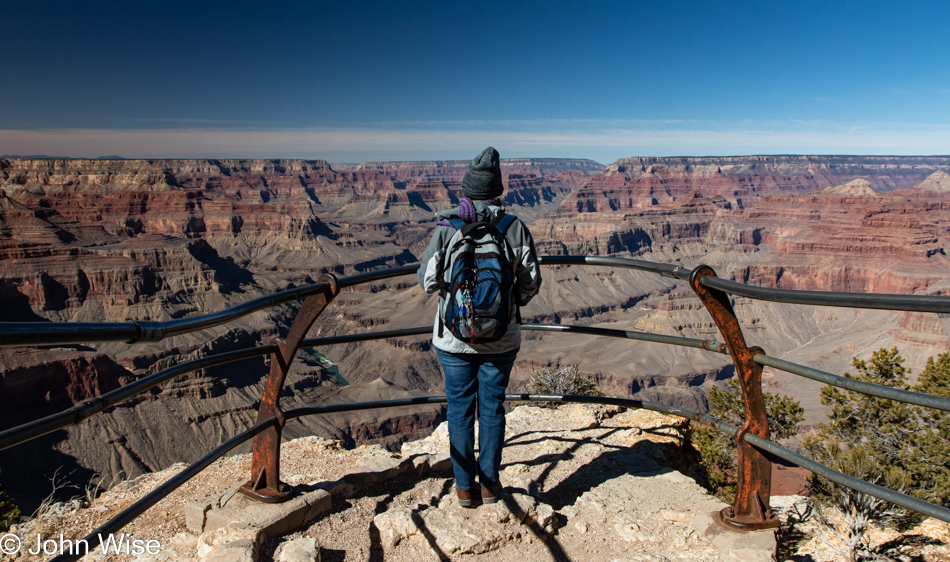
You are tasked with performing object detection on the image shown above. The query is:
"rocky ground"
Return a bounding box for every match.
[5,404,950,562]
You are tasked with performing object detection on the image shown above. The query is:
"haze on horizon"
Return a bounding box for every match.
[2,0,949,164]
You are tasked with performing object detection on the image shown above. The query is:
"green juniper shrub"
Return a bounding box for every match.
[796,347,950,561]
[905,352,950,508]
[0,470,20,530]
[803,348,950,530]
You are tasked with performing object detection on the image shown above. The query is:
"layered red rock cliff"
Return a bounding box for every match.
[528,165,950,371]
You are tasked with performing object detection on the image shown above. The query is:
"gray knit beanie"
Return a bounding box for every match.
[461,146,504,200]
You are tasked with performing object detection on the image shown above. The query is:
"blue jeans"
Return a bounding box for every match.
[436,347,518,492]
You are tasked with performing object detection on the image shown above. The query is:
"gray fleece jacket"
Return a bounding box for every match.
[417,201,542,354]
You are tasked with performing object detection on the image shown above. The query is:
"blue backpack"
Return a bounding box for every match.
[437,213,519,344]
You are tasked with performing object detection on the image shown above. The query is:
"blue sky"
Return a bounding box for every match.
[2,0,948,163]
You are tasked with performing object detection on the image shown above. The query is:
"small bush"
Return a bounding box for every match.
[809,445,905,562]
[691,377,803,503]
[801,347,950,555]
[522,364,604,408]
[0,470,20,530]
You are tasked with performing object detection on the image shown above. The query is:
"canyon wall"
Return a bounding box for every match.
[525,163,950,436]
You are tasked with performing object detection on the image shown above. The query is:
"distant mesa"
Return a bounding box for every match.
[334,158,605,176]
[0,154,72,159]
[889,170,950,198]
[0,154,123,160]
[913,170,950,193]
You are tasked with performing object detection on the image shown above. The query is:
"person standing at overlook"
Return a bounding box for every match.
[417,146,542,507]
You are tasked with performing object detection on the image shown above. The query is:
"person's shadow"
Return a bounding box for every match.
[501,424,692,512]
[366,423,693,561]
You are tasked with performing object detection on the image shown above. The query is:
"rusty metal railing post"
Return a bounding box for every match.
[689,265,779,531]
[240,273,339,502]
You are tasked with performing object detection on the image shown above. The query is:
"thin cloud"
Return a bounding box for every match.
[1,122,948,162]
[104,117,280,126]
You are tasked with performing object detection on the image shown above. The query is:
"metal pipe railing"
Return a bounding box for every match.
[0,282,331,347]
[754,353,950,413]
[4,256,949,347]
[0,265,419,348]
[336,264,420,288]
[521,324,731,354]
[300,324,732,354]
[0,345,276,451]
[301,326,431,347]
[701,274,950,313]
[0,323,733,454]
[538,255,692,281]
[743,431,950,523]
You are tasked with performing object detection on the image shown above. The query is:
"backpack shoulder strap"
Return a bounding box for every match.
[490,212,521,323]
[436,218,466,294]
[492,213,517,234]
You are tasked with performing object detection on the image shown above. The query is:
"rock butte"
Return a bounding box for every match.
[1,155,949,511]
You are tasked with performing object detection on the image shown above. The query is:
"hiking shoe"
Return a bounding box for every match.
[481,484,502,504]
[456,486,474,508]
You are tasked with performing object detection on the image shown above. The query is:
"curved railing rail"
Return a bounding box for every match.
[7,256,948,348]
[0,255,948,561]
[0,265,421,348]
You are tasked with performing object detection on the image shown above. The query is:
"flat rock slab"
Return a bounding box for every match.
[273,536,320,562]
[186,484,332,538]
[554,467,776,562]
[691,513,777,562]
